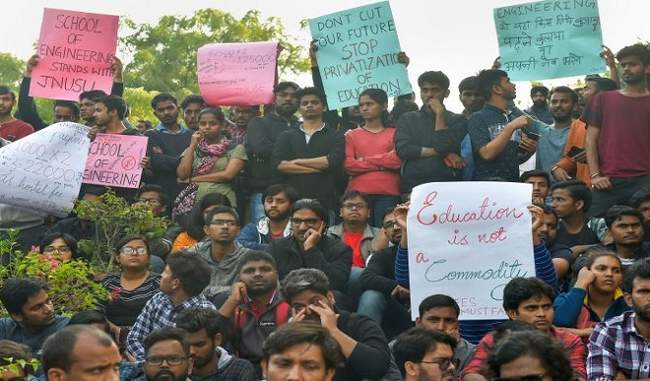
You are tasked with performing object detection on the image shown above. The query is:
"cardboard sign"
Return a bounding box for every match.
[0,122,89,217]
[309,1,412,109]
[197,41,278,106]
[407,182,535,321]
[83,133,147,189]
[29,8,119,101]
[494,0,605,80]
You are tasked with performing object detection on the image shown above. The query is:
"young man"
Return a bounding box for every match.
[79,90,110,127]
[228,105,258,146]
[395,71,468,195]
[550,180,600,253]
[520,170,551,205]
[217,251,290,376]
[536,86,578,174]
[393,327,456,381]
[536,205,574,284]
[126,252,215,361]
[416,295,476,374]
[602,206,649,267]
[631,188,650,241]
[180,95,206,131]
[584,44,650,217]
[588,258,650,380]
[136,184,169,218]
[137,328,193,381]
[461,277,586,381]
[552,77,618,186]
[271,87,345,214]
[42,325,121,381]
[469,69,538,181]
[175,308,256,381]
[237,184,297,250]
[526,85,554,124]
[266,199,352,293]
[282,268,391,381]
[261,322,343,381]
[0,278,69,354]
[0,86,33,141]
[458,76,486,181]
[246,82,301,222]
[185,207,251,299]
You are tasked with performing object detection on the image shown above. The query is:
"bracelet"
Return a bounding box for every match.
[590,171,601,178]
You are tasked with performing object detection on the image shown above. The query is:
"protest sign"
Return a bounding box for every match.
[29,8,119,101]
[83,134,147,189]
[494,0,605,80]
[0,122,89,217]
[197,42,278,106]
[309,1,412,109]
[407,182,534,321]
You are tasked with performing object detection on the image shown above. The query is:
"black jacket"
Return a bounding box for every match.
[360,246,399,295]
[395,106,467,193]
[266,235,351,292]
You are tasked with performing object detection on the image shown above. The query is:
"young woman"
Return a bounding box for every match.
[173,107,247,218]
[553,250,630,338]
[38,232,80,262]
[343,88,401,227]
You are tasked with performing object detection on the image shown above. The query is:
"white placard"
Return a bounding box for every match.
[407,182,534,320]
[0,122,89,217]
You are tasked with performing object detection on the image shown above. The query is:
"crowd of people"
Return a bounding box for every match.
[0,35,648,381]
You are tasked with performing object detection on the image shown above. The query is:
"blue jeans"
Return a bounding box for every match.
[366,195,400,227]
[249,192,265,223]
[358,290,413,338]
[357,290,388,323]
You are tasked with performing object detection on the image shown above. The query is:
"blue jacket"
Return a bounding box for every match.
[553,287,630,328]
[236,217,291,251]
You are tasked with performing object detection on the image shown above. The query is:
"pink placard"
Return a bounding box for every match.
[197,41,278,106]
[29,8,119,101]
[83,134,148,189]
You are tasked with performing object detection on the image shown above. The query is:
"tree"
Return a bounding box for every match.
[0,53,24,90]
[120,9,309,97]
[124,87,161,125]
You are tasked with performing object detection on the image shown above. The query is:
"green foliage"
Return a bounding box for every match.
[74,190,168,272]
[124,87,160,125]
[120,8,310,97]
[0,357,40,378]
[0,53,25,90]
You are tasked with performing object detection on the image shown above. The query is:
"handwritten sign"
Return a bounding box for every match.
[197,42,278,106]
[309,1,412,109]
[494,0,605,80]
[29,8,119,101]
[407,182,535,321]
[83,134,147,189]
[0,122,89,217]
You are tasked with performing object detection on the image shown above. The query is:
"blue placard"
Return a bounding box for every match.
[494,0,606,80]
[309,1,412,109]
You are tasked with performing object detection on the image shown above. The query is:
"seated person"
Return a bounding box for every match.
[550,180,600,256]
[520,170,551,205]
[0,278,69,355]
[38,232,82,262]
[267,199,352,294]
[137,328,192,381]
[487,331,574,381]
[216,251,290,376]
[536,205,574,288]
[175,307,256,380]
[237,184,296,250]
[261,322,343,381]
[0,340,34,381]
[601,205,649,267]
[461,277,586,381]
[554,250,629,339]
[172,193,231,254]
[393,327,456,381]
[631,188,650,241]
[282,268,391,381]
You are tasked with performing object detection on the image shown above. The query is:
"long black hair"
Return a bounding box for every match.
[359,88,391,127]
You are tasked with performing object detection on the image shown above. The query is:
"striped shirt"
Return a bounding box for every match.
[100,273,161,327]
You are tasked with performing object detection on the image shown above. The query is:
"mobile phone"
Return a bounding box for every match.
[568,146,585,158]
[523,130,541,141]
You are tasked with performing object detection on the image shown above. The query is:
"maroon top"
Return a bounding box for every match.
[0,119,34,141]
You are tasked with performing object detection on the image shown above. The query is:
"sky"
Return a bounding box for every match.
[2,0,648,111]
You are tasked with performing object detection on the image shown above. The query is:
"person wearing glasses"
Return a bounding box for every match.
[487,331,575,381]
[99,235,162,347]
[393,327,457,381]
[137,327,193,381]
[38,232,80,262]
[266,199,352,293]
[185,206,251,302]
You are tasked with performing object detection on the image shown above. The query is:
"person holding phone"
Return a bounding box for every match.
[535,87,579,175]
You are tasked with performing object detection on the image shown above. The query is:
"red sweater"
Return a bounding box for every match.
[0,119,34,141]
[344,127,401,196]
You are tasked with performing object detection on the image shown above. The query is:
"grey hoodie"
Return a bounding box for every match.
[186,240,251,298]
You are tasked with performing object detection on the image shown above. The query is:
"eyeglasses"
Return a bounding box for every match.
[291,217,321,226]
[120,246,148,256]
[43,246,71,254]
[138,198,161,205]
[342,203,367,210]
[145,355,188,366]
[209,219,237,227]
[419,357,458,371]
[383,221,397,229]
[491,375,546,381]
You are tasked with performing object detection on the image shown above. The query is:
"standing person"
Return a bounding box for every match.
[526,85,554,124]
[228,106,258,146]
[585,44,650,217]
[393,327,457,381]
[181,95,206,131]
[246,82,301,222]
[271,87,345,216]
[0,86,33,141]
[344,88,401,226]
[237,184,297,251]
[458,76,486,181]
[536,86,578,174]
[552,77,618,186]
[469,69,538,182]
[175,107,247,217]
[395,71,468,196]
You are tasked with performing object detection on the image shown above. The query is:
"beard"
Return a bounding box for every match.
[147,369,187,381]
[267,209,290,222]
[634,303,650,322]
[623,72,645,85]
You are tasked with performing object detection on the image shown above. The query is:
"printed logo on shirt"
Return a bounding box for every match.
[488,123,521,142]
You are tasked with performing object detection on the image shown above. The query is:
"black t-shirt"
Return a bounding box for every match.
[555,221,600,247]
